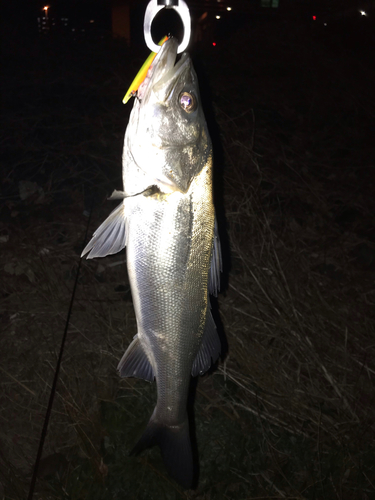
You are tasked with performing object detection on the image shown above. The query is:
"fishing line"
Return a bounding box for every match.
[27,201,94,500]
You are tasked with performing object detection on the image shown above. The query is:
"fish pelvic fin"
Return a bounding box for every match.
[117,334,155,382]
[130,415,194,489]
[81,202,127,259]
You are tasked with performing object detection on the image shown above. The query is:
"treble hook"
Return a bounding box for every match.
[143,0,191,54]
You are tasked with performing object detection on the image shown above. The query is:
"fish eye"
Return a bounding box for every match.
[179,92,196,113]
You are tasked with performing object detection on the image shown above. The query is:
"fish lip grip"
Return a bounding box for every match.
[143,0,191,54]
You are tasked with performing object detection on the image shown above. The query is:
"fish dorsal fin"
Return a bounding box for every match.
[191,308,221,377]
[81,202,127,259]
[117,334,155,382]
[208,217,222,297]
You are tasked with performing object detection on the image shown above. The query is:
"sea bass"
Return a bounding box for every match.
[81,38,221,488]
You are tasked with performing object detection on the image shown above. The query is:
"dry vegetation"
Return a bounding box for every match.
[1,13,375,500]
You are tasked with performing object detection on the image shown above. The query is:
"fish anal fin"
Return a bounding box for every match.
[117,334,155,382]
[81,202,127,259]
[191,308,221,377]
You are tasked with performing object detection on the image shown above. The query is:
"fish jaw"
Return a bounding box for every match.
[123,38,211,195]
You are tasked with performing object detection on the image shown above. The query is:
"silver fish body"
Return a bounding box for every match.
[82,38,221,488]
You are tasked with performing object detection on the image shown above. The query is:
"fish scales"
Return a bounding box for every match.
[82,38,221,489]
[127,160,214,421]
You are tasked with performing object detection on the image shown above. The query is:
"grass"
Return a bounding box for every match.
[1,14,375,500]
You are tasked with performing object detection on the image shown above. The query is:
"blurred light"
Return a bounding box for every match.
[216,15,221,19]
[212,42,216,46]
[324,22,327,26]
[90,19,95,23]
[227,6,232,10]
[359,10,367,16]
[312,15,316,21]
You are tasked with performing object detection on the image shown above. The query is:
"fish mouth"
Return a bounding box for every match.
[138,38,190,100]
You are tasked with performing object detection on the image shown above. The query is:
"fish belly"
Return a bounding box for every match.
[126,178,213,422]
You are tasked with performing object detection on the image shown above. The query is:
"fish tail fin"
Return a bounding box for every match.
[130,414,193,489]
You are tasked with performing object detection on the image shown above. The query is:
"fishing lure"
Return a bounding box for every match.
[123,36,168,104]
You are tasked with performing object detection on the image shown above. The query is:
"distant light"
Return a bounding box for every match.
[324,22,327,26]
[312,15,316,21]
[227,6,232,11]
[216,15,221,19]
[359,10,367,16]
[90,19,95,23]
[213,42,216,46]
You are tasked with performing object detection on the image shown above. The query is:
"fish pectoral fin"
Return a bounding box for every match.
[117,334,155,382]
[208,217,222,297]
[191,308,221,377]
[108,189,126,200]
[81,202,127,259]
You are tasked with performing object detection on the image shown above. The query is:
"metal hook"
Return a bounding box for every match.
[143,0,191,54]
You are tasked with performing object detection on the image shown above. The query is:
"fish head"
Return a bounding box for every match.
[125,38,211,194]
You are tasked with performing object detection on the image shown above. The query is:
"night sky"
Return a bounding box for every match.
[2,0,374,60]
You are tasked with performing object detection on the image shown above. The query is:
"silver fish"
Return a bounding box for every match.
[81,38,221,488]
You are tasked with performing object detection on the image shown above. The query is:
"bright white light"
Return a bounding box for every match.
[227,6,232,10]
[216,15,221,19]
[324,22,327,26]
[360,10,367,16]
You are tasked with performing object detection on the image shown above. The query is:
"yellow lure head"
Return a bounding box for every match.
[123,36,169,104]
